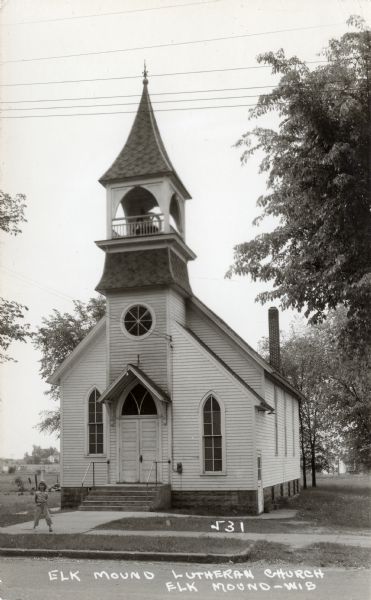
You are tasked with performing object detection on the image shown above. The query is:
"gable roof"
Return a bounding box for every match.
[178,323,274,412]
[99,78,191,199]
[47,317,106,385]
[98,364,170,405]
[188,295,303,401]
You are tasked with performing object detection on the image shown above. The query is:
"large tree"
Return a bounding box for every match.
[33,297,106,435]
[262,309,370,485]
[228,18,371,347]
[0,191,30,362]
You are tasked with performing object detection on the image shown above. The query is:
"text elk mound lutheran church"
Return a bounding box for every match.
[49,71,302,514]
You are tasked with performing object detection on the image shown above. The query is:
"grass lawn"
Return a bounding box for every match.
[289,474,371,530]
[0,533,369,567]
[95,474,371,534]
[95,515,310,534]
[0,473,61,527]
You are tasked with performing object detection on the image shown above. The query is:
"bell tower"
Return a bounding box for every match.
[96,68,195,297]
[96,69,195,390]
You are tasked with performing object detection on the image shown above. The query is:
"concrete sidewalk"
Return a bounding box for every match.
[88,528,371,549]
[0,508,298,535]
[1,509,370,550]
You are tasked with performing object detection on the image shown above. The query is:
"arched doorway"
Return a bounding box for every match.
[119,384,159,483]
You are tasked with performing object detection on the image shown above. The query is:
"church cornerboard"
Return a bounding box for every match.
[50,73,301,514]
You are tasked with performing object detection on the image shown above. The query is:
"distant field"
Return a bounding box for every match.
[0,472,61,526]
[0,471,60,494]
[316,473,371,494]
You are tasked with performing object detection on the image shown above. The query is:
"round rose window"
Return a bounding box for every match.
[123,304,153,337]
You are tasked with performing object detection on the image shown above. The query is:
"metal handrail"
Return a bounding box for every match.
[81,460,110,489]
[81,461,93,488]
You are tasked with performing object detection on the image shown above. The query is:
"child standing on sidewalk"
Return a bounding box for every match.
[33,481,53,532]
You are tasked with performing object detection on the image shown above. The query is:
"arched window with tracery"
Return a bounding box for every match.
[88,388,104,454]
[122,384,157,416]
[203,395,222,472]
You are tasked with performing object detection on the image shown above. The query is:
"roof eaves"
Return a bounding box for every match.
[178,323,267,405]
[98,363,170,405]
[47,317,106,385]
[188,295,302,401]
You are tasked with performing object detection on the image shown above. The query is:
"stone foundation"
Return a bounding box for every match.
[61,486,89,509]
[171,490,258,514]
[263,478,300,511]
[152,484,171,510]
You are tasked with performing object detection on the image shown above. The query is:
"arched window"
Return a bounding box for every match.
[203,395,222,472]
[122,384,157,416]
[88,389,103,454]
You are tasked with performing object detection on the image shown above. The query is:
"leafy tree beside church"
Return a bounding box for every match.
[228,17,371,348]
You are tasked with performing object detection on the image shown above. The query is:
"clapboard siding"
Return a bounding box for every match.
[108,290,170,393]
[61,326,107,487]
[256,377,300,487]
[187,307,264,396]
[168,289,186,326]
[171,323,256,490]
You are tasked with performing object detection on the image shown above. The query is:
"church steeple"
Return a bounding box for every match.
[95,71,195,298]
[99,71,190,200]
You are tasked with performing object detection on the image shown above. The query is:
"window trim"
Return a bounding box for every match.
[274,386,278,456]
[120,302,156,340]
[292,398,296,456]
[284,391,287,457]
[199,392,226,476]
[85,386,106,457]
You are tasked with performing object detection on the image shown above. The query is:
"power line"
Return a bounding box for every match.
[2,0,221,26]
[0,61,329,88]
[0,81,361,106]
[0,102,262,119]
[0,93,272,112]
[1,84,361,112]
[0,85,277,104]
[1,23,343,64]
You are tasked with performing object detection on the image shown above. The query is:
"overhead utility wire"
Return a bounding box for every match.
[0,102,279,119]
[0,85,277,104]
[0,61,331,87]
[1,23,343,64]
[1,86,360,112]
[2,0,221,26]
[0,94,274,112]
[0,81,360,106]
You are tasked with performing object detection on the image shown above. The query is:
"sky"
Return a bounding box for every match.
[0,0,369,458]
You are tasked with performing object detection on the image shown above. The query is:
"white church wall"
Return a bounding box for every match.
[60,327,107,487]
[256,378,300,488]
[186,306,264,396]
[171,324,257,491]
[108,289,170,391]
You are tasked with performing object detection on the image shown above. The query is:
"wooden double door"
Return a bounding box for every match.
[120,418,158,483]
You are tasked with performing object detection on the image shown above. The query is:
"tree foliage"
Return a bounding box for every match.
[0,190,27,235]
[33,296,106,435]
[0,190,30,362]
[229,18,371,347]
[23,445,59,464]
[261,309,370,484]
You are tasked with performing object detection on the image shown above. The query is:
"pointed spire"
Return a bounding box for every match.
[143,61,148,85]
[99,72,191,199]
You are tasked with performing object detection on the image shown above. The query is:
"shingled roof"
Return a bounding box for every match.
[99,76,191,198]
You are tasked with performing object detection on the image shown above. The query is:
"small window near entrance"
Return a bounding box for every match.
[88,388,103,454]
[203,395,222,472]
[122,384,157,416]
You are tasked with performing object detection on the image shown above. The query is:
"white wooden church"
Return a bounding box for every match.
[50,72,301,514]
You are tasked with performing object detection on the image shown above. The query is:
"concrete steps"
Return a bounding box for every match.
[79,485,158,512]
